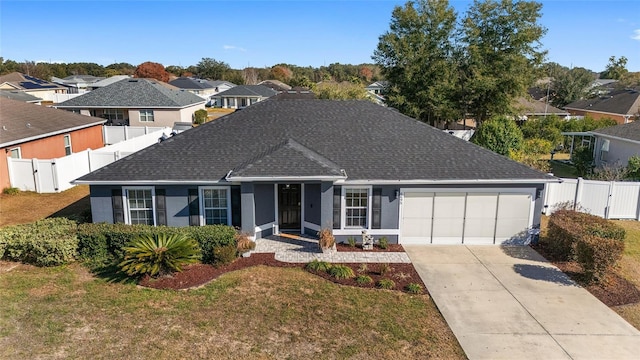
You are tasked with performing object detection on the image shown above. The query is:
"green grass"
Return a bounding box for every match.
[549,160,578,178]
[0,263,464,359]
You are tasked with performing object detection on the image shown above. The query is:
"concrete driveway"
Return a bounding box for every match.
[404,245,640,360]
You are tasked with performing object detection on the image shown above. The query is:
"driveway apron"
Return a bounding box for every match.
[404,245,640,360]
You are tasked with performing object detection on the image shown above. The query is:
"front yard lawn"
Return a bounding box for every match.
[0,262,465,359]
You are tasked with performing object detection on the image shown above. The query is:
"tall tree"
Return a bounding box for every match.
[313,81,371,100]
[196,57,230,80]
[373,0,458,125]
[243,67,259,85]
[134,62,169,82]
[461,0,547,123]
[471,115,523,156]
[550,67,596,107]
[600,56,628,80]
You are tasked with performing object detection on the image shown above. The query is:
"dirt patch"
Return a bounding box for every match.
[138,252,426,294]
[0,185,90,226]
[531,244,640,307]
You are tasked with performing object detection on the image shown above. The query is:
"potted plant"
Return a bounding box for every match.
[236,232,255,257]
[317,228,336,253]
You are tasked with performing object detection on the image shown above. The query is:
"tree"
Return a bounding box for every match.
[193,109,208,125]
[0,57,20,75]
[373,0,458,125]
[165,65,186,77]
[270,65,293,83]
[461,0,547,123]
[520,116,564,148]
[551,67,596,107]
[134,62,169,82]
[243,67,258,85]
[196,57,230,80]
[471,115,523,156]
[313,81,371,100]
[600,56,628,80]
[359,66,373,83]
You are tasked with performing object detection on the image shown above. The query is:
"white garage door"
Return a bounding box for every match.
[400,191,532,245]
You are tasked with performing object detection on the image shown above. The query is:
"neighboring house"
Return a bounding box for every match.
[0,98,105,189]
[0,72,67,102]
[564,88,640,124]
[210,85,277,109]
[169,77,235,100]
[366,81,388,96]
[590,120,640,167]
[0,90,42,104]
[514,96,570,121]
[74,100,555,245]
[51,75,105,93]
[88,75,133,90]
[258,80,292,93]
[56,78,206,127]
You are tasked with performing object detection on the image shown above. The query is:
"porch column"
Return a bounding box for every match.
[241,183,256,237]
[320,182,334,229]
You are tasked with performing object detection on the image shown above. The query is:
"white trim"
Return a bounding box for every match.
[122,186,156,226]
[590,133,640,145]
[0,121,106,148]
[303,221,321,232]
[139,109,155,122]
[63,134,72,155]
[336,179,559,185]
[255,221,277,233]
[341,185,373,230]
[55,102,207,110]
[8,146,21,159]
[300,183,305,234]
[334,229,400,236]
[198,186,232,226]
[226,175,346,182]
[273,183,279,229]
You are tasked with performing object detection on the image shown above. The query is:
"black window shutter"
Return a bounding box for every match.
[333,186,341,229]
[188,188,199,226]
[155,188,167,226]
[372,187,382,229]
[112,188,124,223]
[231,186,241,228]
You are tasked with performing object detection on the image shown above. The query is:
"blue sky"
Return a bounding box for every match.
[1,0,639,72]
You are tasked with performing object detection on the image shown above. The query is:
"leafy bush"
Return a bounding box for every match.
[626,155,640,180]
[572,146,594,177]
[471,115,523,156]
[2,187,20,195]
[377,237,389,250]
[189,225,237,264]
[236,232,255,254]
[0,218,78,266]
[378,263,391,276]
[119,233,201,277]
[377,279,395,290]
[193,109,208,125]
[306,259,332,272]
[346,236,356,247]
[356,275,373,285]
[328,264,355,279]
[405,283,423,294]
[575,235,624,284]
[212,244,238,266]
[318,228,335,250]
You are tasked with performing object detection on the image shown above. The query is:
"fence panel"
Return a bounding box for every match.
[55,151,92,192]
[103,126,167,145]
[609,182,640,219]
[544,179,578,213]
[579,180,612,218]
[35,160,57,193]
[8,159,36,191]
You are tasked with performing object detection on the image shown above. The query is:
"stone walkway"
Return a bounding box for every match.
[253,235,411,263]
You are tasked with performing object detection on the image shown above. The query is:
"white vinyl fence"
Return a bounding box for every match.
[103,125,167,145]
[7,127,171,193]
[543,178,640,220]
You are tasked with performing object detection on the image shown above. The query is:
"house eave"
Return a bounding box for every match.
[225,175,348,182]
[589,132,640,145]
[0,120,107,148]
[337,178,559,185]
[55,102,205,110]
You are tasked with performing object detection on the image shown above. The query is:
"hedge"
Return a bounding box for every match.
[0,218,78,266]
[575,235,625,283]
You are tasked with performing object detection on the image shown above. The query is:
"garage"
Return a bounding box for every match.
[400,191,533,245]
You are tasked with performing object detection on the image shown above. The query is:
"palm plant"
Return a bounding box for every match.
[119,233,201,277]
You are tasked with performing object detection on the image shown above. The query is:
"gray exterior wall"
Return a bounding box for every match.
[163,186,191,227]
[241,183,255,235]
[594,137,640,167]
[90,185,116,223]
[304,183,321,226]
[254,184,275,226]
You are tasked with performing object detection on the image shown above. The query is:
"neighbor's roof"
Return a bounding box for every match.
[258,80,292,92]
[169,77,217,90]
[76,99,552,184]
[0,98,106,148]
[590,121,640,143]
[0,90,42,102]
[208,80,236,88]
[0,72,67,91]
[56,78,206,108]
[89,75,132,88]
[564,89,640,116]
[515,96,569,116]
[212,85,277,98]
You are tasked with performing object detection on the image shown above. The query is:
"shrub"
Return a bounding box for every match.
[328,264,355,279]
[190,225,237,264]
[193,109,208,125]
[0,218,78,266]
[77,223,111,265]
[236,232,255,254]
[377,279,395,290]
[575,235,624,284]
[318,228,335,250]
[2,187,20,195]
[378,263,391,276]
[119,233,201,277]
[356,275,373,285]
[306,259,332,272]
[357,263,368,273]
[346,236,356,247]
[572,146,594,177]
[405,283,423,294]
[212,244,238,266]
[377,237,389,250]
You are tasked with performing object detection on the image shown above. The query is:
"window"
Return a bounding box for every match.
[241,98,248,107]
[227,98,235,107]
[139,109,154,122]
[103,109,125,122]
[200,187,230,225]
[124,187,155,225]
[344,187,370,228]
[63,134,72,155]
[9,147,21,159]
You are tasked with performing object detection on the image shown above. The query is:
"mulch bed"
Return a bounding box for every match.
[336,243,405,252]
[530,244,640,307]
[138,251,427,295]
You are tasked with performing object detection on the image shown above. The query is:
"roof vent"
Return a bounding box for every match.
[26,123,31,128]
[2,125,7,131]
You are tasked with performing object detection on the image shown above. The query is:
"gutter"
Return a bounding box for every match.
[0,120,107,148]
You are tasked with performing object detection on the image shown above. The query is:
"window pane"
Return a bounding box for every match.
[344,188,369,228]
[202,188,228,225]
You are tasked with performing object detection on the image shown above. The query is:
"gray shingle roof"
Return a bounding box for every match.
[169,77,216,90]
[56,78,205,108]
[564,89,640,116]
[0,98,106,147]
[591,121,640,142]
[214,85,277,98]
[0,90,42,102]
[77,100,551,183]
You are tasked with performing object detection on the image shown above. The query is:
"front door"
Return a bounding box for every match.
[278,184,301,230]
